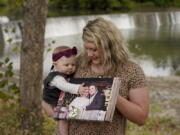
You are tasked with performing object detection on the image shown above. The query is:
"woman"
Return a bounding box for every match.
[68,17,149,135]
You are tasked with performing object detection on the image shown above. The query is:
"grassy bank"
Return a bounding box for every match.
[0,76,180,135]
[127,76,180,135]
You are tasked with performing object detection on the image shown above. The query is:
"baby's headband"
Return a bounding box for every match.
[52,46,77,62]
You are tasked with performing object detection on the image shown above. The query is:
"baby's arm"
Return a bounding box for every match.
[50,76,87,95]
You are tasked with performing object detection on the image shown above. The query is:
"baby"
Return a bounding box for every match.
[42,45,88,135]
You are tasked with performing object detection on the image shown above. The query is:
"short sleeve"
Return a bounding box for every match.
[128,62,147,90]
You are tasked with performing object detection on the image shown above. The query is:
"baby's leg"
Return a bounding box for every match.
[42,101,54,117]
[57,120,68,135]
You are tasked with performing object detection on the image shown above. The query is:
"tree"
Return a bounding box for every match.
[20,0,48,134]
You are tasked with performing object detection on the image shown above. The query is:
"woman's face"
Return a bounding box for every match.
[81,91,89,97]
[83,42,102,66]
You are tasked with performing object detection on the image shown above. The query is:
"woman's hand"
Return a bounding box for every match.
[116,87,149,125]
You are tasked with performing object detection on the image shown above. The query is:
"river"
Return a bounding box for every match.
[0,11,180,76]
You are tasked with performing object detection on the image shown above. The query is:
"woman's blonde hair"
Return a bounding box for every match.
[81,17,129,74]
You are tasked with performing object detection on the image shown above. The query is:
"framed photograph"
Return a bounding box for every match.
[54,77,121,122]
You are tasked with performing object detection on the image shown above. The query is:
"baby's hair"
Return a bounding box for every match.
[51,45,72,71]
[53,45,71,55]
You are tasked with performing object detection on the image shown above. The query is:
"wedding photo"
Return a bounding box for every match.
[54,78,120,122]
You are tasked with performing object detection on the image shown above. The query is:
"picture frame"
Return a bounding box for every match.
[54,77,121,122]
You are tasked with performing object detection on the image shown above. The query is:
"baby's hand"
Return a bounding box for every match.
[78,83,88,96]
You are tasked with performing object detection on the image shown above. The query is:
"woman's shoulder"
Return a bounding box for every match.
[124,60,147,89]
[119,59,141,70]
[119,59,145,76]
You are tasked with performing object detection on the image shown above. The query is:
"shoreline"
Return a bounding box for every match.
[1,67,180,85]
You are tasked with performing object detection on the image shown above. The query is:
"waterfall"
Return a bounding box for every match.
[173,11,180,24]
[0,16,9,24]
[45,14,135,38]
[155,13,161,26]
[45,16,86,38]
[169,12,176,25]
[0,11,180,48]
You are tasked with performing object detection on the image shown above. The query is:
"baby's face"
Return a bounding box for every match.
[53,55,76,75]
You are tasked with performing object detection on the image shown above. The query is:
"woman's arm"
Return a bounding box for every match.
[116,87,149,125]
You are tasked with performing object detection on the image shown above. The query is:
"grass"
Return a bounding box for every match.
[0,77,180,135]
[127,103,180,135]
[0,100,57,135]
[43,116,56,135]
[0,101,179,135]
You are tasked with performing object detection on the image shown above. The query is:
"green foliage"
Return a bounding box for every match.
[0,103,56,135]
[152,0,172,7]
[4,28,8,33]
[45,40,56,54]
[0,79,8,88]
[139,1,156,8]
[0,90,9,99]
[17,107,44,135]
[0,104,22,135]
[3,27,21,52]
[120,0,136,9]
[0,0,9,7]
[108,0,122,9]
[1,0,180,17]
[0,57,19,102]
[7,38,13,43]
[0,0,23,18]
[0,58,21,133]
[42,116,56,135]
[0,101,54,135]
[173,0,180,7]
[12,44,21,52]
[79,0,91,9]
[12,27,16,33]
[47,0,180,16]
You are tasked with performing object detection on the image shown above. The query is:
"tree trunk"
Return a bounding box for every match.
[20,0,48,134]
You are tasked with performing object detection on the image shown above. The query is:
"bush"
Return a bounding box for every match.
[173,0,180,7]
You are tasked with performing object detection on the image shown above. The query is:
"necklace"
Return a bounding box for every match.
[90,66,105,78]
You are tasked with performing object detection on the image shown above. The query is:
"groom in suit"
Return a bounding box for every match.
[86,85,106,111]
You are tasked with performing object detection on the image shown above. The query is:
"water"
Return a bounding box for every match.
[43,24,180,77]
[0,11,180,77]
[122,24,180,76]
